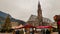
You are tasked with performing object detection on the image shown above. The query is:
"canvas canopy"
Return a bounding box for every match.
[36,26,52,29]
[23,24,35,28]
[12,24,24,29]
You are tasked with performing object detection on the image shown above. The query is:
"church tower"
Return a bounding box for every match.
[37,1,43,26]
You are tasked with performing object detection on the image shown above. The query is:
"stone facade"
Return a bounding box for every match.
[37,1,43,26]
[27,1,43,26]
[11,22,19,27]
[27,15,52,26]
[27,1,52,26]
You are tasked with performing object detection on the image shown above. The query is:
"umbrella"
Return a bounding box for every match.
[23,24,35,28]
[36,26,52,29]
[44,26,52,28]
[12,24,24,29]
[36,26,45,28]
[15,25,24,28]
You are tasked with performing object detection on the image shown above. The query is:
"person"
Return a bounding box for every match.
[15,29,20,34]
[43,29,45,34]
[57,20,60,34]
[46,29,50,34]
[31,30,34,34]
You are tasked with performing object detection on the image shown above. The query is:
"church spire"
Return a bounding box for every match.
[38,1,41,9]
[38,1,42,13]
[37,1,43,26]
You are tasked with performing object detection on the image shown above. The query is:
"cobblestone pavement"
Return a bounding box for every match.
[34,32,58,34]
[51,32,58,34]
[0,32,58,34]
[0,33,13,34]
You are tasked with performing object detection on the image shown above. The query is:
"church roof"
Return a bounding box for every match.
[28,15,38,21]
[28,15,52,23]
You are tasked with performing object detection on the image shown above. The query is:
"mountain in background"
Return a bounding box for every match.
[0,11,26,25]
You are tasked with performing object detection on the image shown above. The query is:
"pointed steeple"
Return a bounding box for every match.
[38,1,41,9]
[38,1,42,14]
[37,1,43,26]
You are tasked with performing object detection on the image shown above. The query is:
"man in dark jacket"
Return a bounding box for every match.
[46,29,50,34]
[15,29,20,34]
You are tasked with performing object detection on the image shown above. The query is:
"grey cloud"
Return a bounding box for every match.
[0,0,60,22]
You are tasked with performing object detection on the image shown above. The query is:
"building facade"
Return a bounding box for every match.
[27,15,52,26]
[27,1,43,26]
[37,1,43,26]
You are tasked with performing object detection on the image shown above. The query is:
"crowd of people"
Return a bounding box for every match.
[13,28,51,34]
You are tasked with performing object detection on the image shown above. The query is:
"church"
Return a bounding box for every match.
[27,1,52,26]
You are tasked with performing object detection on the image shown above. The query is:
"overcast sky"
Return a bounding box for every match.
[0,0,60,22]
